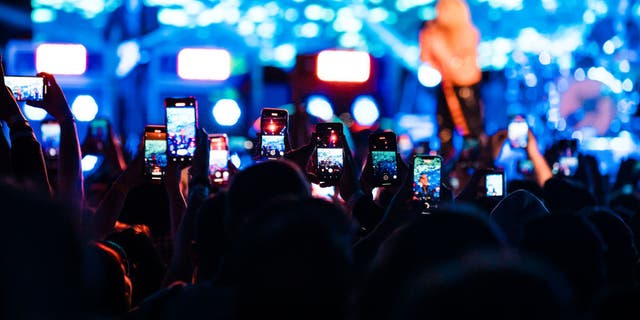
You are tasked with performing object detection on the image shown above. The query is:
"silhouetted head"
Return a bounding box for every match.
[508,179,544,199]
[358,205,506,320]
[228,197,355,320]
[226,160,310,236]
[579,207,638,288]
[392,250,575,320]
[0,182,86,319]
[543,177,596,214]
[105,224,165,307]
[521,214,606,310]
[491,189,549,246]
[83,241,132,316]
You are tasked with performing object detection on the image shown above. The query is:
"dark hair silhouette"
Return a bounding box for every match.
[521,214,606,311]
[542,177,596,214]
[227,197,355,320]
[490,189,549,246]
[358,205,506,320]
[83,241,132,316]
[225,160,310,236]
[392,250,576,320]
[579,207,638,288]
[0,182,86,319]
[105,224,166,307]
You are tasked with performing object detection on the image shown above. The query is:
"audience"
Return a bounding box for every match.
[1,55,640,320]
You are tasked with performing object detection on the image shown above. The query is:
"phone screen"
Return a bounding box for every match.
[4,76,45,102]
[412,155,442,208]
[209,134,230,185]
[485,173,504,197]
[508,115,528,149]
[517,159,534,175]
[370,132,399,186]
[555,156,578,177]
[144,127,168,181]
[166,98,197,162]
[90,119,109,142]
[260,109,288,159]
[316,123,344,185]
[41,121,60,158]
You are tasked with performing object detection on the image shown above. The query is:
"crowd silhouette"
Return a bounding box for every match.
[2,47,640,320]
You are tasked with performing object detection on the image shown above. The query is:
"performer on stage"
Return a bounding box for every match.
[419,0,485,163]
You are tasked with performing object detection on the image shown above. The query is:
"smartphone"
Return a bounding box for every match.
[369,131,399,187]
[144,125,168,181]
[209,133,230,185]
[485,171,505,198]
[89,118,109,142]
[508,115,528,149]
[260,108,288,160]
[311,183,335,201]
[4,76,46,102]
[412,155,442,208]
[315,122,344,186]
[40,119,60,158]
[552,139,578,176]
[165,97,197,163]
[517,159,534,175]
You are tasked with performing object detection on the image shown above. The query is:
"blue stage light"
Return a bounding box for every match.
[351,95,379,126]
[23,105,48,121]
[212,99,241,126]
[71,95,99,122]
[306,95,334,121]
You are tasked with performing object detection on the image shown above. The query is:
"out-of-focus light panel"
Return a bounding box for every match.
[36,43,87,75]
[177,48,231,81]
[23,105,48,121]
[316,50,370,83]
[71,95,99,122]
[306,95,334,121]
[418,64,442,87]
[212,99,241,126]
[351,95,379,126]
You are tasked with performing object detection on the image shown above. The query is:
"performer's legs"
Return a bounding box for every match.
[436,88,456,163]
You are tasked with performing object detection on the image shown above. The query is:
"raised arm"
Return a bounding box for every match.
[29,73,84,211]
[0,59,51,195]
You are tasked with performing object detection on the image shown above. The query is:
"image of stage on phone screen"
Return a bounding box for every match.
[144,138,167,179]
[41,122,61,158]
[209,149,229,184]
[318,147,343,181]
[166,108,196,157]
[261,135,285,158]
[4,76,44,102]
[413,156,441,206]
[485,174,504,197]
[372,151,398,183]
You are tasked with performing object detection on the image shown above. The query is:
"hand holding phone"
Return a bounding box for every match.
[165,97,198,163]
[208,133,230,185]
[484,171,505,199]
[144,125,168,181]
[508,115,528,149]
[4,76,46,103]
[369,131,400,187]
[260,108,289,160]
[412,155,443,208]
[315,122,344,186]
[40,119,60,159]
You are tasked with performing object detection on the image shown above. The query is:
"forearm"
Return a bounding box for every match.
[163,182,209,285]
[58,118,84,209]
[92,175,130,239]
[530,152,552,187]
